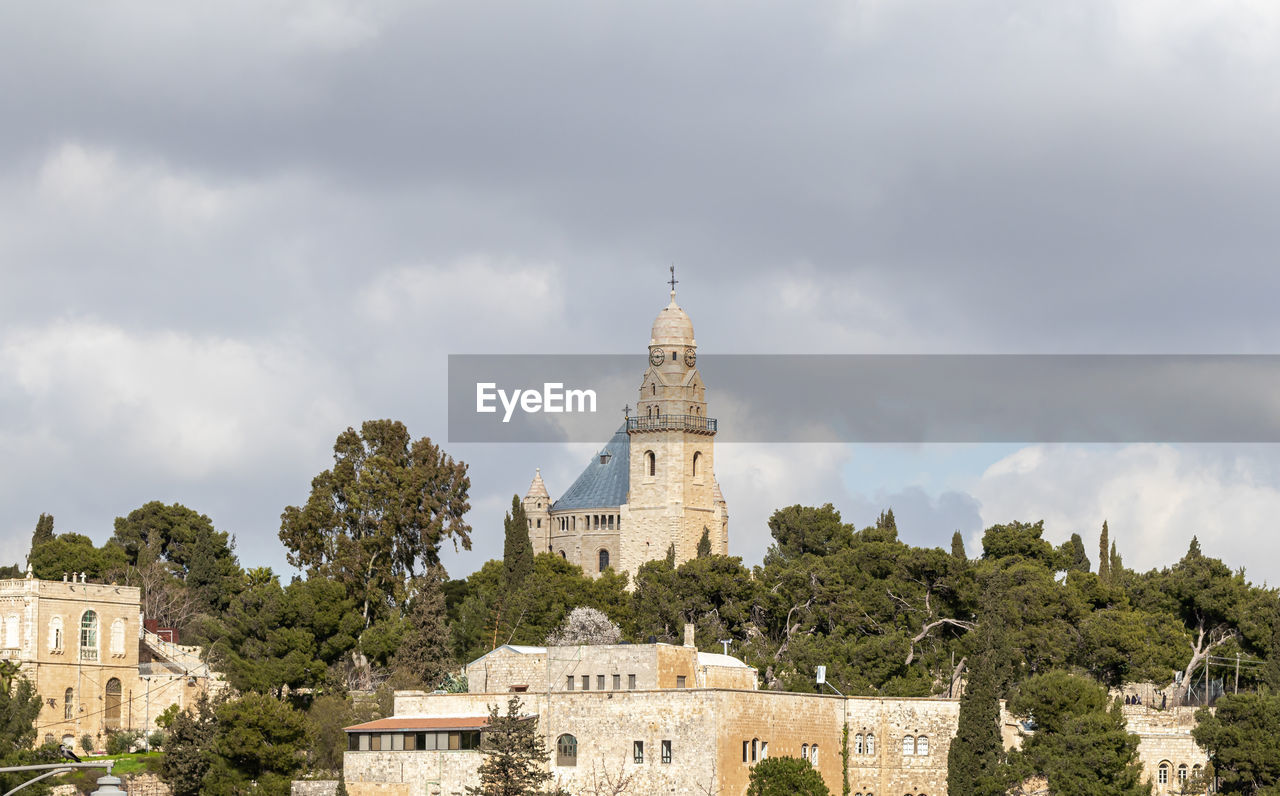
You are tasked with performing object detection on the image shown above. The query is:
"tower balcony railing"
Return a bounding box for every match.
[626,414,718,434]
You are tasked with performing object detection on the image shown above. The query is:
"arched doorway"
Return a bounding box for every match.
[104,678,122,731]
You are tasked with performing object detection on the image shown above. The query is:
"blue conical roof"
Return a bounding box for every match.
[551,425,630,511]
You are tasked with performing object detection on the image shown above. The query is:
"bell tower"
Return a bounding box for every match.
[621,273,728,573]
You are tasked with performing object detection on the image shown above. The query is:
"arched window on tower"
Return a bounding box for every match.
[105,678,122,730]
[599,549,610,572]
[692,451,701,477]
[646,451,656,476]
[63,688,73,720]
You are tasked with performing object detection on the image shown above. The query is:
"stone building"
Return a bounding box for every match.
[0,568,222,750]
[523,287,729,580]
[344,632,1214,796]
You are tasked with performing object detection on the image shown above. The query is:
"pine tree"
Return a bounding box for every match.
[947,651,1007,796]
[503,496,534,588]
[951,531,966,560]
[31,513,54,549]
[697,527,712,558]
[392,566,452,689]
[1098,521,1111,583]
[468,697,552,796]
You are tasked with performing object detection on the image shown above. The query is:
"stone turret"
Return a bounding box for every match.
[523,468,552,554]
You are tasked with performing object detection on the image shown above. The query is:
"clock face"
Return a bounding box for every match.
[650,348,664,366]
[683,348,696,367]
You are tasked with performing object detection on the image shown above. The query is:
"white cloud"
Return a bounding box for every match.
[0,320,346,481]
[972,444,1280,582]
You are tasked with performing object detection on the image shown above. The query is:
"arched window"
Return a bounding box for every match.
[79,611,98,660]
[110,618,126,655]
[810,744,819,765]
[854,734,863,755]
[751,738,758,761]
[3,614,17,648]
[1177,764,1188,781]
[64,688,73,720]
[801,743,809,760]
[1157,762,1170,784]
[652,384,656,395]
[1192,764,1202,779]
[556,734,577,766]
[105,678,122,730]
[646,451,656,476]
[866,733,875,754]
[916,735,928,755]
[599,549,610,572]
[559,550,566,559]
[692,451,701,477]
[903,735,915,755]
[49,616,63,651]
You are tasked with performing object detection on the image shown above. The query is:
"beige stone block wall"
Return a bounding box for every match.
[346,750,481,796]
[844,697,958,796]
[699,663,757,690]
[1126,706,1210,794]
[715,690,847,795]
[465,648,549,693]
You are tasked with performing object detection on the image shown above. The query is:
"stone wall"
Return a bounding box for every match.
[291,780,338,796]
[1125,706,1210,794]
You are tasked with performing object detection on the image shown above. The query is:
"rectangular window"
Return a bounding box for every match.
[582,675,590,690]
[597,675,605,690]
[742,740,748,763]
[449,732,461,750]
[381,734,394,751]
[370,734,381,752]
[348,734,359,751]
[661,740,672,764]
[633,741,644,763]
[628,674,637,689]
[613,674,621,690]
[676,675,686,688]
[358,734,370,751]
[391,733,404,751]
[567,676,574,691]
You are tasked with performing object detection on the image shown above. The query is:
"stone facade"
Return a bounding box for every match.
[346,637,1217,796]
[522,289,729,582]
[0,572,222,750]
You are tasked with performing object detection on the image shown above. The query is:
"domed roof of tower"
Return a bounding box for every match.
[525,468,549,500]
[650,291,696,348]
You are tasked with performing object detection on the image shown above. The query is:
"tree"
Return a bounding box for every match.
[1007,671,1150,796]
[27,532,127,581]
[1193,692,1280,794]
[665,543,676,566]
[746,756,830,796]
[951,531,966,560]
[468,697,552,796]
[947,651,1007,796]
[161,694,218,796]
[204,693,309,796]
[504,496,535,587]
[280,420,471,631]
[1099,521,1111,583]
[1060,533,1090,573]
[764,504,853,563]
[546,607,622,646]
[697,527,712,558]
[393,566,453,689]
[31,513,54,547]
[306,694,354,773]
[0,662,50,795]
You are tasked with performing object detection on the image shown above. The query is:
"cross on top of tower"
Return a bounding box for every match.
[668,265,678,293]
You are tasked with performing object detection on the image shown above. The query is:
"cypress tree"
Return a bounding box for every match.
[1098,521,1110,583]
[392,567,452,689]
[665,543,676,567]
[1066,533,1090,572]
[468,697,552,796]
[1109,540,1122,579]
[947,650,1007,796]
[502,496,534,588]
[951,531,966,560]
[31,513,54,549]
[697,527,712,558]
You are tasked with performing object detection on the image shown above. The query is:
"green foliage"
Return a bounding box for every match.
[111,501,242,616]
[392,567,453,689]
[1193,691,1280,794]
[1007,671,1150,796]
[107,729,143,755]
[0,663,48,794]
[32,512,54,547]
[981,520,1058,567]
[155,702,182,730]
[746,756,830,795]
[948,651,1007,796]
[279,420,472,631]
[27,532,127,581]
[468,697,552,796]
[204,693,309,796]
[1099,520,1111,583]
[503,495,535,587]
[697,526,712,558]
[160,694,217,796]
[665,542,676,566]
[1060,532,1091,572]
[765,504,854,563]
[951,530,966,560]
[306,694,354,772]
[80,734,95,754]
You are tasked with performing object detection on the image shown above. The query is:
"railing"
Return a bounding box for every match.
[626,414,718,434]
[79,648,98,661]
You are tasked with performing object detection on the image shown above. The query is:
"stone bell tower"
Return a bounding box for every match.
[620,273,728,572]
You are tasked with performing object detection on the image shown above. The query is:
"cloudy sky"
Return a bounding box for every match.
[3,1,1280,585]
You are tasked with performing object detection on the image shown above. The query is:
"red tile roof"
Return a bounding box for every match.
[344,716,490,732]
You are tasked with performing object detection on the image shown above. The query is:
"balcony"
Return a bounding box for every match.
[626,414,718,435]
[80,648,98,662]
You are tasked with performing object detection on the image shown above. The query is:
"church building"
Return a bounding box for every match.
[521,284,729,580]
